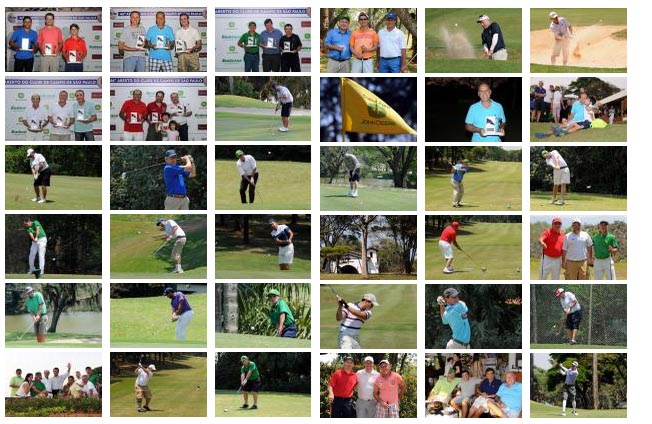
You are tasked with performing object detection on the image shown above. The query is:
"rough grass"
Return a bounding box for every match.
[530,191,627,211]
[5,332,101,348]
[5,173,102,210]
[216,160,311,210]
[529,257,627,280]
[215,390,310,417]
[425,161,522,211]
[530,401,626,418]
[319,284,417,349]
[111,293,206,347]
[426,222,522,280]
[215,112,311,141]
[530,122,626,142]
[320,183,416,211]
[215,332,311,348]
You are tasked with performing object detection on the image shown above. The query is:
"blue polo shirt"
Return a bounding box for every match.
[147,25,175,61]
[496,382,522,413]
[479,378,502,395]
[11,28,38,60]
[452,164,467,183]
[465,100,506,142]
[163,164,189,196]
[442,301,471,343]
[324,28,352,60]
[259,29,283,54]
[570,100,585,122]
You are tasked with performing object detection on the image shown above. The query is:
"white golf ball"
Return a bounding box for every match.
[267,253,271,256]
[52,258,56,262]
[224,408,228,412]
[586,185,592,189]
[268,151,272,155]
[454,23,458,27]
[251,326,255,331]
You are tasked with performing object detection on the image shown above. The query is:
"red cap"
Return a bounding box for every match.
[451,221,461,228]
[552,217,562,224]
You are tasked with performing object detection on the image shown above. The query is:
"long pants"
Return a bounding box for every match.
[29,238,47,273]
[451,180,464,204]
[176,309,194,340]
[356,398,377,418]
[565,260,587,280]
[594,257,616,280]
[240,173,259,203]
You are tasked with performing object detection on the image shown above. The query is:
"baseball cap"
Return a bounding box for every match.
[572,218,582,225]
[362,293,379,306]
[148,364,157,371]
[552,217,562,224]
[165,149,177,158]
[451,221,461,228]
[268,218,277,224]
[240,355,249,362]
[599,220,609,225]
[549,11,559,19]
[363,356,374,363]
[267,289,280,296]
[447,368,456,375]
[379,359,390,366]
[385,12,397,20]
[343,356,354,362]
[555,287,565,297]
[571,361,579,367]
[339,14,350,22]
[358,12,369,20]
[443,287,459,298]
[235,149,244,158]
[24,286,34,293]
[156,217,165,226]
[26,148,35,156]
[476,15,490,22]
[540,150,549,158]
[163,287,174,295]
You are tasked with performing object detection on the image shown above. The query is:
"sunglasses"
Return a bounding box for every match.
[359,18,368,21]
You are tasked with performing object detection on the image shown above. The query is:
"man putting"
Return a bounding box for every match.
[163,149,195,210]
[327,356,357,418]
[356,356,379,417]
[562,218,593,280]
[163,287,194,340]
[25,286,48,343]
[592,220,619,280]
[559,361,580,416]
[267,288,298,337]
[156,217,186,273]
[27,148,51,204]
[340,151,361,197]
[336,292,378,349]
[438,221,463,273]
[541,149,570,205]
[538,217,566,279]
[373,359,406,418]
[555,288,582,345]
[438,287,471,349]
[240,355,261,409]
[270,81,293,132]
[464,82,506,142]
[134,363,156,412]
[269,218,294,270]
[24,217,47,277]
[236,150,258,204]
[450,159,468,208]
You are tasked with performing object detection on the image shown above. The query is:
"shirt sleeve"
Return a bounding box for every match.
[464,105,474,125]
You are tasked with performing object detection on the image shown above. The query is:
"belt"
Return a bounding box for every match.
[453,338,470,346]
[559,166,568,169]
[174,236,186,240]
[358,398,374,401]
[330,58,350,62]
[167,194,186,198]
[381,56,400,60]
[355,57,372,61]
[567,259,586,262]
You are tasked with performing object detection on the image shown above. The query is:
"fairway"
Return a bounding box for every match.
[426,161,521,211]
[215,333,311,348]
[111,293,206,347]
[425,8,522,73]
[111,355,207,417]
[5,173,102,210]
[216,160,311,210]
[530,401,627,418]
[320,273,417,280]
[531,123,626,142]
[110,215,207,279]
[320,284,417,349]
[321,183,416,211]
[425,222,522,280]
[530,191,627,211]
[215,390,310,417]
[4,274,100,279]
[529,257,627,280]
[5,332,101,348]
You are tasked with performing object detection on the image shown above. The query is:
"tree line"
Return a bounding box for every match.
[215,352,310,393]
[216,76,311,109]
[425,146,521,172]
[216,145,311,162]
[6,145,102,177]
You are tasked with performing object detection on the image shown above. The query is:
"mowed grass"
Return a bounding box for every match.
[5,173,102,210]
[530,8,627,30]
[110,215,207,279]
[216,160,311,210]
[216,112,311,142]
[530,123,626,142]
[531,343,625,350]
[4,274,100,279]
[320,284,417,349]
[215,333,311,348]
[529,257,627,280]
[425,8,522,73]
[321,183,416,211]
[530,191,626,211]
[111,355,207,417]
[5,332,101,348]
[425,222,522,280]
[530,401,626,418]
[111,293,206,348]
[215,390,310,417]
[425,161,521,211]
[320,273,417,280]
[216,95,276,109]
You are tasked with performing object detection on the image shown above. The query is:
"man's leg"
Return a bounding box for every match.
[242,391,249,407]
[29,242,38,272]
[176,310,194,340]
[38,239,47,274]
[239,178,248,203]
[179,124,189,141]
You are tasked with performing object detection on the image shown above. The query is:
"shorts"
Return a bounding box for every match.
[34,168,51,186]
[149,58,173,72]
[553,167,570,185]
[452,395,475,406]
[439,240,453,259]
[171,237,186,262]
[123,131,144,141]
[534,98,545,111]
[278,243,294,264]
[501,406,520,418]
[471,396,491,412]
[135,385,152,400]
[349,168,361,182]
[577,120,591,129]
[281,102,292,118]
[281,324,298,337]
[563,384,577,401]
[338,332,361,349]
[566,309,582,330]
[243,378,261,392]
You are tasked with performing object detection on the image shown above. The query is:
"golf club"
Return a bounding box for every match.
[254,183,263,204]
[16,321,34,341]
[326,284,348,308]
[459,248,487,272]
[152,240,168,256]
[224,385,243,413]
[120,161,166,180]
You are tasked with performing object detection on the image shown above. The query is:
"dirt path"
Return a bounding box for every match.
[216,107,311,116]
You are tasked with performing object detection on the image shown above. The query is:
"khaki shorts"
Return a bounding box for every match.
[164,196,189,210]
[491,49,508,60]
[553,167,570,185]
[327,58,351,73]
[135,385,152,400]
[171,237,186,262]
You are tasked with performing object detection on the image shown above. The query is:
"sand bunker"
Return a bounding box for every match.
[440,27,475,59]
[530,25,627,68]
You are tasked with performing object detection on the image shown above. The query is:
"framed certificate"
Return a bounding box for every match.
[77,109,85,121]
[130,112,139,124]
[21,38,30,50]
[484,116,504,136]
[156,35,165,48]
[69,50,77,63]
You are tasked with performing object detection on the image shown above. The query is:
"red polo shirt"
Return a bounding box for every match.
[540,228,565,257]
[62,37,87,61]
[440,226,457,243]
[120,99,148,132]
[147,101,167,123]
[329,368,357,398]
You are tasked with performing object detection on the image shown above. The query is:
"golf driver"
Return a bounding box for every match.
[459,248,487,272]
[16,321,34,341]
[326,284,348,308]
[120,161,166,180]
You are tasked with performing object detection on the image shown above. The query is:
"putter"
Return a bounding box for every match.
[16,321,34,341]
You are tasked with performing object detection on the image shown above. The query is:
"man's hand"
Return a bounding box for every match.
[437,296,446,306]
[336,295,348,309]
[171,313,179,322]
[564,307,571,314]
[540,241,548,249]
[275,103,280,114]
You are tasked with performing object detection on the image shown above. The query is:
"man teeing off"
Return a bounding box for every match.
[336,293,378,349]
[438,287,471,349]
[559,361,579,416]
[156,217,186,273]
[134,362,156,412]
[340,151,361,198]
[555,288,581,345]
[236,150,258,204]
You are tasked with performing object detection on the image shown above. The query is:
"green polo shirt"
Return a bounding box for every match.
[270,298,295,326]
[31,380,46,396]
[27,220,47,239]
[89,373,100,386]
[26,292,47,315]
[592,232,618,259]
[241,361,260,381]
[9,376,24,396]
[239,32,260,54]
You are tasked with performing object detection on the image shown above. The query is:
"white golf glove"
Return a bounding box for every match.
[437,296,446,306]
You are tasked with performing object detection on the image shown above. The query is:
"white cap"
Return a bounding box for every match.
[476,15,490,23]
[148,364,157,371]
[549,11,559,19]
[363,356,374,363]
[27,148,35,156]
[362,293,379,306]
[379,359,390,366]
[571,361,579,367]
[572,218,582,225]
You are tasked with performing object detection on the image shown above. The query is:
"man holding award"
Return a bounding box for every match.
[119,89,148,141]
[21,95,49,141]
[9,16,39,72]
[73,90,97,141]
[237,22,260,72]
[62,24,87,72]
[259,18,283,72]
[146,91,168,141]
[168,92,192,141]
[146,11,175,72]
[175,13,202,72]
[37,13,63,72]
[118,10,147,72]
[464,82,506,142]
[48,90,74,141]
[279,23,302,72]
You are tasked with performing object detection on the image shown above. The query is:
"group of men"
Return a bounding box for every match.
[21,91,97,141]
[9,363,100,399]
[531,80,564,124]
[237,19,303,72]
[327,356,406,418]
[324,12,408,73]
[9,13,89,72]
[539,217,620,280]
[118,89,193,141]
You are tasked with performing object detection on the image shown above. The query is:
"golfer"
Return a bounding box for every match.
[541,149,570,205]
[562,218,593,280]
[156,217,186,273]
[134,363,156,412]
[450,159,468,208]
[327,356,357,418]
[269,218,294,270]
[163,287,194,340]
[336,293,378,349]
[24,217,47,276]
[538,217,566,280]
[25,286,48,343]
[350,12,378,73]
[559,361,579,416]
[438,221,463,273]
[341,151,361,197]
[477,15,507,60]
[592,220,619,280]
[356,356,379,418]
[270,81,293,132]
[236,150,258,204]
[240,355,261,409]
[267,288,298,337]
[27,148,51,204]
[438,287,471,349]
[373,359,406,418]
[549,12,573,66]
[555,288,581,345]
[163,149,195,210]
[464,82,506,142]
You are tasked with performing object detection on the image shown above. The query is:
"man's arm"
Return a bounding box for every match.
[539,234,548,250]
[119,110,128,122]
[400,47,407,72]
[327,383,335,403]
[398,377,406,399]
[335,295,346,321]
[277,312,286,334]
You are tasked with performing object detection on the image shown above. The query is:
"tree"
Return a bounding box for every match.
[349,215,378,278]
[39,284,101,333]
[376,146,417,188]
[223,283,238,333]
[385,215,417,273]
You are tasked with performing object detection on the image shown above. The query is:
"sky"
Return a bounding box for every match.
[531,215,626,226]
[529,77,626,89]
[532,353,554,370]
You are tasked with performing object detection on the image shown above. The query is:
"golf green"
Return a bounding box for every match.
[425,222,522,280]
[216,112,311,141]
[529,401,627,418]
[215,333,311,348]
[320,284,417,349]
[5,332,101,348]
[5,173,102,210]
[215,390,310,417]
[530,191,627,211]
[320,184,416,211]
[529,257,627,280]
[426,161,522,211]
[216,160,311,210]
[530,122,626,142]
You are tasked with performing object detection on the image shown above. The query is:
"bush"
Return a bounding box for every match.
[5,397,102,417]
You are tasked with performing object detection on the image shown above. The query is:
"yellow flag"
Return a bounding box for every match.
[340,78,416,135]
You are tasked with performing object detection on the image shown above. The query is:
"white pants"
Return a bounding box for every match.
[593,258,616,280]
[451,180,464,205]
[338,332,361,349]
[278,243,294,264]
[439,240,453,259]
[350,58,374,73]
[491,49,508,60]
[356,399,377,418]
[176,309,194,340]
[29,238,47,273]
[123,131,144,141]
[540,255,562,280]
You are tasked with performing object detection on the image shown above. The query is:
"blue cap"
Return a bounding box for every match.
[163,287,174,295]
[165,149,177,158]
[156,217,165,226]
[385,13,397,20]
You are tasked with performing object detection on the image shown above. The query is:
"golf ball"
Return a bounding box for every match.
[454,23,458,27]
[267,253,271,256]
[251,326,255,331]
[224,408,228,412]
[481,267,487,272]
[586,185,592,189]
[268,151,272,155]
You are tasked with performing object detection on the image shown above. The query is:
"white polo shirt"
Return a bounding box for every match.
[31,153,49,171]
[378,27,406,58]
[560,291,581,313]
[49,102,74,135]
[168,101,191,126]
[276,86,293,104]
[550,17,572,37]
[175,26,201,52]
[50,371,69,390]
[356,368,380,400]
[25,106,49,130]
[546,150,567,168]
[563,231,593,260]
[165,220,186,238]
[236,155,257,177]
[135,368,152,386]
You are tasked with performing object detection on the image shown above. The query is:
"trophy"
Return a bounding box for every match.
[69,50,77,63]
[484,116,504,136]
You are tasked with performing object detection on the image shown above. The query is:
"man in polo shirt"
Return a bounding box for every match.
[73,90,97,141]
[477,15,507,60]
[356,356,379,417]
[25,286,48,343]
[21,94,49,141]
[167,92,192,141]
[377,13,406,73]
[464,82,506,142]
[27,148,51,204]
[50,363,71,398]
[164,287,194,340]
[279,24,302,72]
[324,15,352,73]
[175,13,202,72]
[549,11,573,66]
[450,369,481,418]
[373,359,406,418]
[327,356,357,418]
[9,369,24,397]
[146,90,167,141]
[592,220,619,280]
[156,217,186,273]
[259,19,282,72]
[37,12,63,72]
[438,221,463,273]
[555,287,582,344]
[350,12,378,73]
[267,288,298,337]
[271,81,293,132]
[118,10,147,72]
[439,287,471,349]
[163,149,195,210]
[487,371,522,418]
[9,16,39,72]
[531,81,546,122]
[236,150,258,204]
[48,90,74,141]
[119,89,148,141]
[62,24,87,72]
[539,217,566,279]
[468,367,502,418]
[146,11,175,72]
[238,22,260,72]
[24,218,47,276]
[240,356,262,409]
[562,218,593,280]
[427,369,461,414]
[336,293,378,349]
[541,149,570,205]
[559,361,580,416]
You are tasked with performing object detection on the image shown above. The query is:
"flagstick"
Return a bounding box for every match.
[340,77,346,142]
